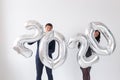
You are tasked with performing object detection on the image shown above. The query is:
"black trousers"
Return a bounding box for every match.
[36,52,53,80]
[80,67,91,80]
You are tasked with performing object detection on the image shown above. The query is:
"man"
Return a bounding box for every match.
[28,23,55,80]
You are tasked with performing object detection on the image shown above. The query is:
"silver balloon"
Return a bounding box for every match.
[39,30,67,69]
[67,34,80,49]
[13,20,43,58]
[86,22,116,55]
[68,33,99,68]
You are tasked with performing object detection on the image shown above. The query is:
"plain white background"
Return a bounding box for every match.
[0,0,120,80]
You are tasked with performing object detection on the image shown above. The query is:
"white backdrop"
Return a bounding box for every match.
[0,0,120,80]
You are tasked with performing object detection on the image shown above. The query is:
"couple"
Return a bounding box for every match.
[29,23,101,80]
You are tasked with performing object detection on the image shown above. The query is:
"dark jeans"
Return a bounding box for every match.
[36,52,53,80]
[80,67,91,80]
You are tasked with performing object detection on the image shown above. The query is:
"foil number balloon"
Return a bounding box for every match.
[86,22,116,55]
[68,34,99,68]
[39,31,67,69]
[13,20,67,69]
[13,21,116,69]
[68,22,116,68]
[13,20,43,58]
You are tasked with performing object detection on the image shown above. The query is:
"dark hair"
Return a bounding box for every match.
[78,30,101,49]
[95,30,101,43]
[45,23,53,28]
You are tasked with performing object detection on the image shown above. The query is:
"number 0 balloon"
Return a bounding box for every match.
[39,31,67,69]
[86,22,116,55]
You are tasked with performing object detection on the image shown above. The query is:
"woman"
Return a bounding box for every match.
[78,30,101,80]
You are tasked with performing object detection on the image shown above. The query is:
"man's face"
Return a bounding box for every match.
[45,26,53,32]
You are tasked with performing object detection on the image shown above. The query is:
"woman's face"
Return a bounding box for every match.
[94,31,100,38]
